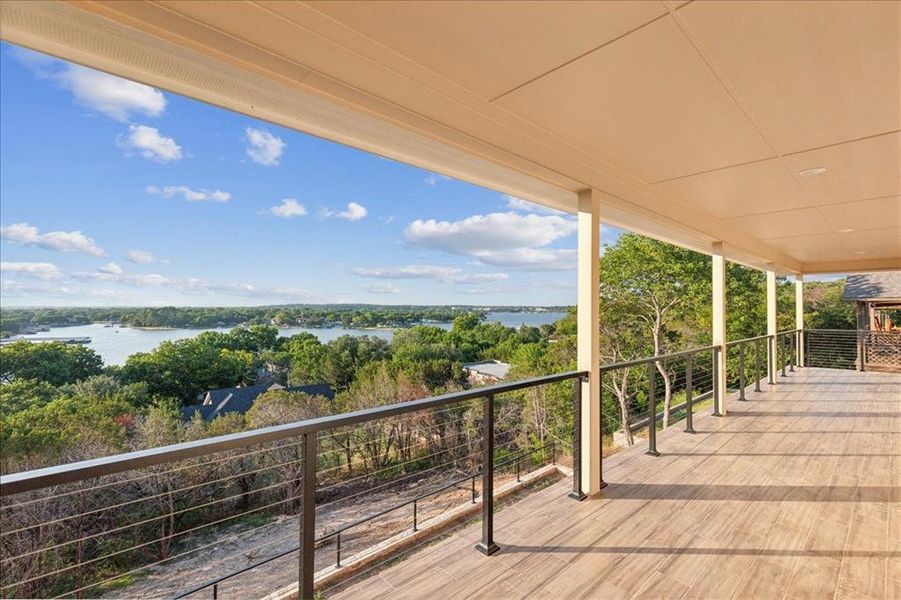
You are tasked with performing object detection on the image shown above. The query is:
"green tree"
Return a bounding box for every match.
[121,339,255,403]
[320,335,390,391]
[601,234,710,427]
[0,341,103,385]
[805,280,855,329]
[0,379,60,417]
[283,333,327,385]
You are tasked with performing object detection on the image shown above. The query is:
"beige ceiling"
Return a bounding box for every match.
[1,0,899,274]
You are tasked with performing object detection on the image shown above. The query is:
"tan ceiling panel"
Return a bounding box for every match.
[656,159,807,219]
[765,233,849,263]
[496,16,774,182]
[679,1,901,154]
[304,0,666,99]
[838,227,901,259]
[783,132,901,206]
[818,196,901,233]
[728,207,832,240]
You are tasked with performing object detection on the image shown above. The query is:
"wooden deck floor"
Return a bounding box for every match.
[328,367,900,599]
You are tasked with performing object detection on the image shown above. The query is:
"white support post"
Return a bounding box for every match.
[711,242,727,416]
[767,266,778,382]
[795,275,804,366]
[577,189,601,495]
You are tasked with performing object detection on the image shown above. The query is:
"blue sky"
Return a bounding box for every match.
[0,43,628,307]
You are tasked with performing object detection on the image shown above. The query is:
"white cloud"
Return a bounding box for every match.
[472,248,577,271]
[100,262,123,275]
[245,128,285,166]
[364,282,401,295]
[126,249,168,264]
[146,185,230,202]
[404,211,576,270]
[0,261,61,279]
[122,125,182,162]
[424,173,451,186]
[352,264,508,285]
[13,48,166,121]
[269,198,307,218]
[338,202,368,221]
[503,194,564,215]
[0,279,71,299]
[320,202,368,221]
[73,270,170,286]
[67,265,323,302]
[0,222,104,256]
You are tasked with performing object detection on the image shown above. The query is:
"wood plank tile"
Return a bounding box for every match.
[326,368,899,600]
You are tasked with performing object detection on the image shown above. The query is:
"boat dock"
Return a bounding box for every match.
[1,336,92,346]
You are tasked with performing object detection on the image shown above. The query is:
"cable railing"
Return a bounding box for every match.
[2,327,895,599]
[0,371,586,600]
[599,344,721,457]
[804,328,901,372]
[598,330,811,457]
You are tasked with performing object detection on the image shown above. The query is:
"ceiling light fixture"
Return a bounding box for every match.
[837,228,854,233]
[798,167,827,177]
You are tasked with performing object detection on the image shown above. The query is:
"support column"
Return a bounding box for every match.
[767,266,778,382]
[577,189,601,495]
[711,242,727,416]
[795,274,804,366]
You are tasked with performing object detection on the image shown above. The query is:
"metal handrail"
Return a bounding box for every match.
[0,370,586,495]
[1,370,587,600]
[173,443,555,599]
[725,333,772,347]
[599,344,721,372]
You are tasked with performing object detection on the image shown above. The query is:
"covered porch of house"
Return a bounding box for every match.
[0,2,898,599]
[331,366,899,600]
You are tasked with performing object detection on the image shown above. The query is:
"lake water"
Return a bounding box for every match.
[11,311,567,366]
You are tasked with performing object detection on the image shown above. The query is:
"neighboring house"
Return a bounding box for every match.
[463,360,510,385]
[843,272,901,331]
[181,382,335,421]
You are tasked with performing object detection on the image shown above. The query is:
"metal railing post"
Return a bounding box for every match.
[768,336,776,384]
[804,330,810,367]
[781,336,787,377]
[684,353,695,433]
[646,362,660,456]
[789,333,795,372]
[754,339,762,392]
[413,499,418,531]
[858,331,866,372]
[712,348,723,416]
[598,373,607,489]
[475,394,499,556]
[299,433,316,600]
[336,532,341,568]
[569,377,586,500]
[738,343,747,401]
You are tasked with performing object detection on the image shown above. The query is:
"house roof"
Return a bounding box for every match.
[843,272,901,301]
[463,360,511,380]
[181,382,335,422]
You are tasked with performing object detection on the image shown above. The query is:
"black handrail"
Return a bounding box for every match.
[2,370,586,600]
[598,344,721,372]
[172,443,556,599]
[0,370,586,495]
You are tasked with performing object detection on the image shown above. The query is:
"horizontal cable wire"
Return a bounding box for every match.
[0,437,308,511]
[1,453,311,536]
[3,490,304,593]
[2,475,301,564]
